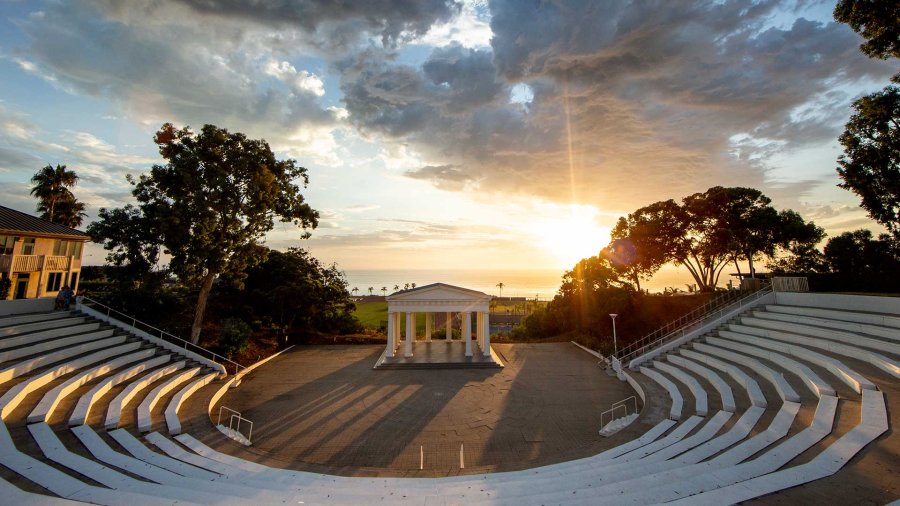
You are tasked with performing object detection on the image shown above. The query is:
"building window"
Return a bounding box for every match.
[0,235,14,255]
[52,240,84,258]
[69,271,79,290]
[21,238,35,255]
[46,272,63,292]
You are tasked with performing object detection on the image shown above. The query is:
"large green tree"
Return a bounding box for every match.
[836,85,900,240]
[87,205,161,284]
[30,164,86,227]
[94,123,319,344]
[834,0,900,240]
[834,0,900,60]
[606,199,685,291]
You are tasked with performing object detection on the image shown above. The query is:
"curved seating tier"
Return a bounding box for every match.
[0,296,895,505]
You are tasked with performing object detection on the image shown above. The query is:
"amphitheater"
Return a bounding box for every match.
[0,283,897,505]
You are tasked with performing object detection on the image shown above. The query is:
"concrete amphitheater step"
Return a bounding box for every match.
[739,315,900,354]
[0,317,87,337]
[751,309,900,342]
[137,366,201,432]
[705,335,835,398]
[0,310,76,329]
[726,322,900,378]
[718,329,878,393]
[69,354,172,426]
[0,323,104,353]
[105,361,187,429]
[28,348,157,423]
[0,341,143,419]
[764,304,900,330]
[165,371,219,435]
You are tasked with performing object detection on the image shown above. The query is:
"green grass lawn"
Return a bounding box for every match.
[353,302,428,333]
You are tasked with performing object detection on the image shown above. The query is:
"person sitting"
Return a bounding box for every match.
[61,285,74,310]
[55,289,67,310]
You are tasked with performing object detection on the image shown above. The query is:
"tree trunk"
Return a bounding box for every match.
[748,254,756,278]
[190,271,217,345]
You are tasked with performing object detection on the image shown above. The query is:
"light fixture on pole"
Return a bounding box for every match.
[609,314,618,358]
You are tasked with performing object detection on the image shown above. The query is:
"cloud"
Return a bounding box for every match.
[336,1,895,210]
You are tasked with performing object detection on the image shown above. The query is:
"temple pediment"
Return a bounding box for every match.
[386,283,491,302]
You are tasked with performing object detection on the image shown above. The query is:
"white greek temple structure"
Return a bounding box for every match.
[383,283,495,362]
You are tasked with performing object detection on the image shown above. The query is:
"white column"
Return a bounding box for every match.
[475,312,483,350]
[394,312,402,352]
[463,312,472,357]
[482,311,491,356]
[386,311,395,358]
[425,313,432,342]
[405,312,414,357]
[445,312,452,340]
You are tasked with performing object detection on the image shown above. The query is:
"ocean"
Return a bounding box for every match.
[342,265,698,299]
[342,269,565,300]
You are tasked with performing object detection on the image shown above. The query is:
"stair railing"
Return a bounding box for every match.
[600,395,638,429]
[78,296,243,375]
[614,283,773,368]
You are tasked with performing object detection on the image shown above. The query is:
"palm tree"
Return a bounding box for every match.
[30,164,82,225]
[410,282,416,289]
[394,284,400,291]
[381,286,387,296]
[43,198,87,228]
[352,287,359,296]
[368,287,374,296]
[496,282,504,298]
[404,283,410,290]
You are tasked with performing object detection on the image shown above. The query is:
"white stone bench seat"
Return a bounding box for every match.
[166,372,219,434]
[71,425,276,500]
[104,361,187,429]
[0,328,114,364]
[653,360,708,416]
[0,317,86,337]
[28,348,156,423]
[719,329,879,393]
[109,428,221,481]
[0,420,196,506]
[640,365,683,420]
[27,422,232,504]
[727,323,900,378]
[752,310,900,342]
[731,316,900,355]
[0,311,73,328]
[542,396,833,505]
[705,336,835,397]
[765,304,900,330]
[69,354,171,426]
[0,323,102,352]
[667,390,888,505]
[137,366,201,432]
[692,342,799,403]
[0,475,85,505]
[0,341,142,419]
[0,334,127,385]
[679,348,766,407]
[666,354,736,412]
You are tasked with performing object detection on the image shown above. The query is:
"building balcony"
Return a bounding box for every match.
[0,255,80,273]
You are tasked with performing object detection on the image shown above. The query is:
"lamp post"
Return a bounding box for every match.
[609,314,618,358]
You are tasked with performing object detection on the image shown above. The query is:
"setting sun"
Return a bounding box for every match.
[534,205,610,267]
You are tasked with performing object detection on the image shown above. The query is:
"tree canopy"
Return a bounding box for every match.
[836,85,900,240]
[834,0,900,60]
[30,164,86,227]
[91,123,319,343]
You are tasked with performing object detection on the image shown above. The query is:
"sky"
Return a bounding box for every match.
[0,0,895,279]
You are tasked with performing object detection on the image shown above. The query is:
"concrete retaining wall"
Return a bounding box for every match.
[775,292,900,315]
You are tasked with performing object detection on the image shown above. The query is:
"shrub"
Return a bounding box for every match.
[216,317,252,359]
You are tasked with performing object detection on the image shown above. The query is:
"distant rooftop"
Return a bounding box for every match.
[0,205,90,240]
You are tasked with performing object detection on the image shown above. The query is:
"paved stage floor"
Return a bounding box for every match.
[209,343,655,476]
[376,340,502,368]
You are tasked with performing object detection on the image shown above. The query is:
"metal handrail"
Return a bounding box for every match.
[79,296,243,375]
[600,404,628,430]
[616,284,773,366]
[614,284,767,361]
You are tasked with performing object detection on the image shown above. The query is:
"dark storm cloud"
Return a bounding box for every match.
[167,0,462,48]
[338,0,894,208]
